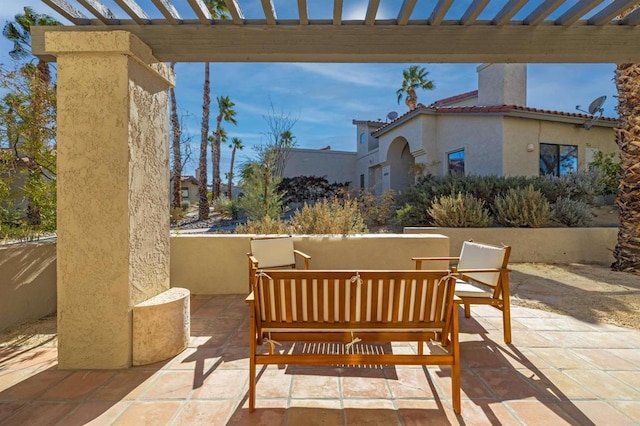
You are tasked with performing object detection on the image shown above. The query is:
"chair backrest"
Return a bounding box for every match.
[250,236,296,269]
[457,241,509,287]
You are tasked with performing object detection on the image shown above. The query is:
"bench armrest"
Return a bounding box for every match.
[413,256,460,270]
[246,292,255,303]
[293,250,311,269]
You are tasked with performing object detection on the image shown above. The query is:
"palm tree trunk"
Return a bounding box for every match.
[170,63,182,209]
[198,62,211,220]
[212,113,222,200]
[612,63,640,273]
[228,146,236,201]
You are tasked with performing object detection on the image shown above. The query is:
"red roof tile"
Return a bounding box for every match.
[432,90,478,107]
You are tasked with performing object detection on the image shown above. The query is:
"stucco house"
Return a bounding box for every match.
[285,63,617,195]
[170,175,199,205]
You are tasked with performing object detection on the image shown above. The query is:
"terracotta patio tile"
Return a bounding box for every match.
[139,371,195,400]
[459,342,511,369]
[525,368,596,400]
[0,369,71,400]
[454,400,519,426]
[609,401,640,422]
[39,371,114,401]
[395,399,451,426]
[429,367,493,400]
[251,366,292,399]
[609,348,640,368]
[528,347,595,369]
[0,402,25,422]
[343,400,400,425]
[505,400,575,425]
[88,370,157,401]
[495,347,550,370]
[58,401,130,426]
[286,403,344,426]
[509,331,554,348]
[228,399,287,426]
[0,348,58,371]
[167,347,224,371]
[341,375,391,399]
[564,369,640,400]
[112,401,181,425]
[290,370,340,399]
[573,348,639,370]
[0,370,36,393]
[172,400,238,426]
[475,368,545,400]
[2,401,78,426]
[609,371,640,390]
[560,400,638,426]
[386,368,436,399]
[189,296,211,315]
[518,317,597,332]
[191,369,247,399]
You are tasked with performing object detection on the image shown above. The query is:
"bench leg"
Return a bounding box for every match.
[417,341,424,355]
[464,303,471,318]
[452,302,461,415]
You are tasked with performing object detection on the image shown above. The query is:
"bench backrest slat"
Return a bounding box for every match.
[254,270,453,329]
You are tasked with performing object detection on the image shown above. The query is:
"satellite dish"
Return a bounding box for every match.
[576,96,606,130]
[386,111,398,121]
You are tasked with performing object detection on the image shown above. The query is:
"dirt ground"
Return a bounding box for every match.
[2,262,639,352]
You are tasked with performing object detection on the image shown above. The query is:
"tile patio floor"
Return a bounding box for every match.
[1,294,640,425]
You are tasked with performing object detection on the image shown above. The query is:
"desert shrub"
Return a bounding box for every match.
[170,207,185,223]
[289,198,368,234]
[236,215,291,234]
[589,151,620,196]
[238,162,284,220]
[494,185,551,227]
[553,197,593,227]
[213,195,241,220]
[181,200,190,210]
[358,189,396,227]
[428,192,491,227]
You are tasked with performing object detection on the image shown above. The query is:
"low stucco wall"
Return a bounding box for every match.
[0,241,57,332]
[404,227,618,265]
[169,234,450,294]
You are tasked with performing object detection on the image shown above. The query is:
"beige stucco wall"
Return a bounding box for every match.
[502,117,616,176]
[404,227,617,265]
[170,234,450,294]
[49,31,173,369]
[0,241,56,332]
[284,149,357,185]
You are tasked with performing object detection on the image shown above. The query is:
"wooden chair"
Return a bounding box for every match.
[413,241,512,343]
[247,236,311,291]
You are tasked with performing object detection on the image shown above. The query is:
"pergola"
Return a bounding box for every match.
[33,0,640,370]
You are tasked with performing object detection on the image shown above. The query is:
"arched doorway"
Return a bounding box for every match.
[387,137,415,192]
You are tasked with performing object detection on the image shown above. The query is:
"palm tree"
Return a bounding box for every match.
[197,1,229,220]
[169,63,183,209]
[227,137,244,200]
[396,65,435,111]
[2,7,60,85]
[212,96,237,199]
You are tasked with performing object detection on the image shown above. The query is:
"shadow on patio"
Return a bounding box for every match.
[1,294,639,425]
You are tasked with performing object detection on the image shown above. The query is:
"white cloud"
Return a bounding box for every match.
[284,63,397,89]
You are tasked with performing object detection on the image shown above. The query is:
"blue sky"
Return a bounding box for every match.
[0,0,619,180]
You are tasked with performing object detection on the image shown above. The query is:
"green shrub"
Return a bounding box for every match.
[289,198,368,234]
[213,195,241,220]
[494,185,551,227]
[428,192,491,227]
[589,151,620,196]
[553,197,593,227]
[170,207,185,223]
[358,189,396,227]
[236,216,291,234]
[181,200,190,210]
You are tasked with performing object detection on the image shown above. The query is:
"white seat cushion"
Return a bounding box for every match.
[457,241,506,286]
[454,280,493,298]
[250,237,296,269]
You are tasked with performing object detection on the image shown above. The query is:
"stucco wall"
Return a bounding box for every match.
[404,227,617,265]
[170,234,450,294]
[0,241,56,332]
[283,149,356,185]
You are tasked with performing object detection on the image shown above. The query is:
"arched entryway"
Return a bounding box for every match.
[386,137,415,192]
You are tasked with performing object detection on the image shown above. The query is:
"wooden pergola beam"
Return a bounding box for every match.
[42,0,90,25]
[32,24,640,63]
[460,0,489,26]
[114,0,150,25]
[365,0,380,25]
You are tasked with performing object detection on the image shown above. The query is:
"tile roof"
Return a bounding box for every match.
[432,90,478,107]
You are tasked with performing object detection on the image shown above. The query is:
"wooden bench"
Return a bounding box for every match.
[246,268,461,414]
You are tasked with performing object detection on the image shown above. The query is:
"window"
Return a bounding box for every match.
[540,143,578,176]
[447,150,465,176]
[181,187,189,198]
[359,133,365,144]
[360,174,365,189]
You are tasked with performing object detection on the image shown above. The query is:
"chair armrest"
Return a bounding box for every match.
[247,254,259,267]
[293,250,311,269]
[456,268,504,273]
[246,292,255,303]
[413,256,459,270]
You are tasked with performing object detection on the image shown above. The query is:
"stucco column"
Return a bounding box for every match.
[46,31,174,369]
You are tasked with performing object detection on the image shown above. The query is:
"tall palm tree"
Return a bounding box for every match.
[396,65,435,111]
[212,95,237,199]
[169,63,183,209]
[2,7,60,85]
[227,137,244,200]
[611,5,640,273]
[197,1,229,220]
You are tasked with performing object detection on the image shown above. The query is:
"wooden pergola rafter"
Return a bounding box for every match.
[33,0,640,63]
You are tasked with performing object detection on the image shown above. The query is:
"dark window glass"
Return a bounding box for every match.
[540,143,578,176]
[447,150,465,176]
[360,174,365,189]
